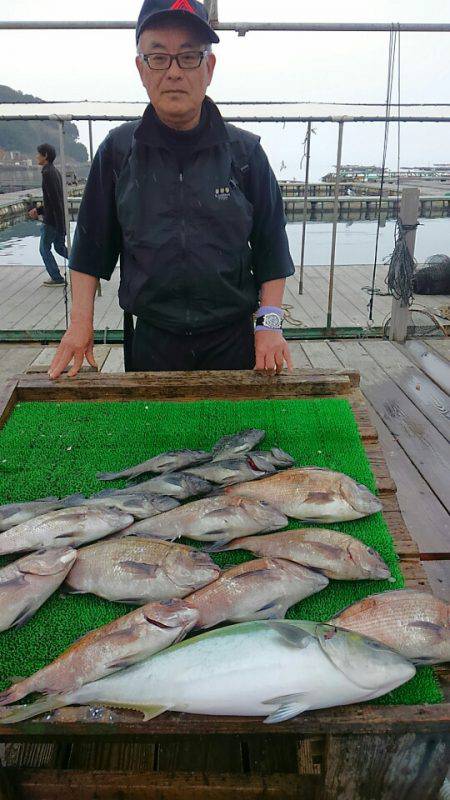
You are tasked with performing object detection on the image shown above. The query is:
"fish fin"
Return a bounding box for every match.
[251,598,288,620]
[305,542,345,559]
[60,493,86,507]
[408,620,447,643]
[119,561,160,577]
[263,693,310,724]
[96,471,122,481]
[0,575,27,590]
[267,620,315,648]
[0,693,71,724]
[10,604,35,629]
[106,655,143,671]
[201,542,231,553]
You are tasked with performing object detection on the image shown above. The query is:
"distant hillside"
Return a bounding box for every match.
[0,85,88,163]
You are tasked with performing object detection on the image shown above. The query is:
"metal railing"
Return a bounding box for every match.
[1,16,449,339]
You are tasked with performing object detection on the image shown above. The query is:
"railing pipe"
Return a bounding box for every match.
[298,121,311,296]
[1,21,450,32]
[326,121,344,330]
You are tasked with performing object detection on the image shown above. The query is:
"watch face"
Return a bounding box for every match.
[264,313,282,329]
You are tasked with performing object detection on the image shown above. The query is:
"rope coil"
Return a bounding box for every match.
[385,219,418,306]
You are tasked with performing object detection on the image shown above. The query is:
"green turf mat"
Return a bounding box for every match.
[0,397,442,705]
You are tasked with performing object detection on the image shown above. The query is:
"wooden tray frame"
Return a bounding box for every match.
[0,369,449,800]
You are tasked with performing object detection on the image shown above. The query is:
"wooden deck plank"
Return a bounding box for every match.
[421,561,450,602]
[102,346,125,374]
[361,393,450,554]
[362,340,450,442]
[328,340,450,515]
[301,341,343,370]
[426,339,450,361]
[0,346,41,385]
[399,340,450,395]
[26,346,111,374]
[288,343,312,368]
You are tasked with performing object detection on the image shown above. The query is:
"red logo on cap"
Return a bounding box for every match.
[171,0,195,11]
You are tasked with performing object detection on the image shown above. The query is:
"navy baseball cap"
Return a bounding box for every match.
[136,0,220,44]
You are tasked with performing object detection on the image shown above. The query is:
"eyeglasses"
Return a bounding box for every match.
[140,50,208,70]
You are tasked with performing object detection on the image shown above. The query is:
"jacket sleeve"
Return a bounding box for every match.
[69,134,121,280]
[41,169,65,232]
[248,143,295,285]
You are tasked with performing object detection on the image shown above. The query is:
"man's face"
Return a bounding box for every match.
[136,24,216,128]
[36,152,47,166]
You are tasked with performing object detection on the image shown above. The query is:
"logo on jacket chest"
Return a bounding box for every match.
[214,186,231,201]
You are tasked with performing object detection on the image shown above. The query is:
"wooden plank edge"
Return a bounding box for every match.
[0,377,19,430]
[0,702,447,738]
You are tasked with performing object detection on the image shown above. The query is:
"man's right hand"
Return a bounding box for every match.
[28,208,39,220]
[48,321,97,379]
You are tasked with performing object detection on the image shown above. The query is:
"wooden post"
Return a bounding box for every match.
[389,187,420,343]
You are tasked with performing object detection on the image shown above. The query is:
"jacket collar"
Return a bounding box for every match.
[134,96,229,150]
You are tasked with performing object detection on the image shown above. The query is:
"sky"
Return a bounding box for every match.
[0,0,449,180]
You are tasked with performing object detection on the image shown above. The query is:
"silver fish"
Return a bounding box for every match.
[65,537,220,604]
[184,455,275,485]
[0,600,198,705]
[0,620,415,725]
[96,450,211,481]
[0,547,77,631]
[0,495,83,532]
[331,589,450,664]
[123,495,288,544]
[76,492,179,519]
[226,468,382,522]
[123,472,212,499]
[186,557,329,628]
[0,507,134,555]
[221,528,392,581]
[211,429,265,461]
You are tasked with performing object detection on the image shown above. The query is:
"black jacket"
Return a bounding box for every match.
[69,98,294,333]
[41,163,66,233]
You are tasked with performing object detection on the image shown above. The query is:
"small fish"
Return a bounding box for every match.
[256,448,295,468]
[0,507,134,556]
[226,468,382,522]
[0,620,415,725]
[221,529,392,581]
[122,473,212,500]
[186,557,328,628]
[0,600,198,706]
[0,496,83,532]
[76,492,179,519]
[65,537,220,603]
[331,589,450,664]
[96,450,211,481]
[0,547,77,632]
[122,495,288,544]
[184,455,275,485]
[211,429,265,461]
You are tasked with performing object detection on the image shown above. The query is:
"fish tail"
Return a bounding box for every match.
[0,692,73,724]
[95,472,120,481]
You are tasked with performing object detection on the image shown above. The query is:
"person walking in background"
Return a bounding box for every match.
[28,143,67,286]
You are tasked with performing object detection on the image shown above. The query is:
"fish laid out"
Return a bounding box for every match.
[185,558,328,629]
[226,468,382,522]
[220,529,392,581]
[0,620,415,725]
[96,450,211,481]
[211,429,265,461]
[0,600,198,706]
[0,496,84,532]
[184,455,276,486]
[331,589,450,664]
[123,473,212,500]
[122,496,288,544]
[77,492,180,520]
[256,449,295,468]
[0,507,134,556]
[65,538,220,604]
[0,547,77,632]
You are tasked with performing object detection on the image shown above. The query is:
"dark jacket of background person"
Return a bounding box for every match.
[39,163,66,233]
[69,97,294,334]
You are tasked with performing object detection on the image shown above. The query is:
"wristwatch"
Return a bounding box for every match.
[255,312,283,330]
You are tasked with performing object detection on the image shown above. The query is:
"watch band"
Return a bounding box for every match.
[255,312,283,331]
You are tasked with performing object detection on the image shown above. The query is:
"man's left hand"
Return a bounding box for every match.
[254,330,293,373]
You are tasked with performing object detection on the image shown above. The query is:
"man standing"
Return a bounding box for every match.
[29,143,67,286]
[49,0,294,378]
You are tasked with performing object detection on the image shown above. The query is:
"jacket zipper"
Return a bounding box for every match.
[179,171,190,329]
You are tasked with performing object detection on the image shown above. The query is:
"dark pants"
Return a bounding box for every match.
[130,317,256,372]
[39,224,67,282]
